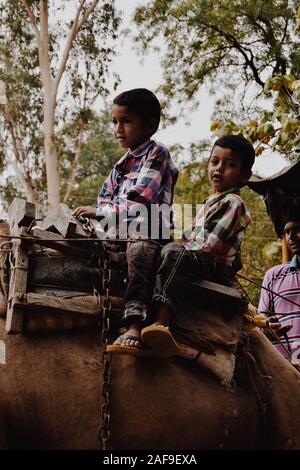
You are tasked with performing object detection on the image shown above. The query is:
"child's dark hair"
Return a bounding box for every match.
[113,88,161,132]
[213,134,255,171]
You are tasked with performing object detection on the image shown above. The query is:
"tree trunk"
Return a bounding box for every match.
[38,0,60,212]
[3,107,37,203]
[22,0,99,211]
[63,120,86,203]
[11,160,36,203]
[43,93,60,211]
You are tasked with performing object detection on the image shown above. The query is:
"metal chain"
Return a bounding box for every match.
[77,215,95,237]
[97,250,113,451]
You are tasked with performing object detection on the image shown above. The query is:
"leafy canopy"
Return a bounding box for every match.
[0,0,120,208]
[135,0,299,107]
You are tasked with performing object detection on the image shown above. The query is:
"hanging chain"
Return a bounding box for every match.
[97,248,113,451]
[77,210,113,447]
[77,216,95,237]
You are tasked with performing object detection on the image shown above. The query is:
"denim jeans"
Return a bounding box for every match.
[114,240,161,325]
[152,242,233,315]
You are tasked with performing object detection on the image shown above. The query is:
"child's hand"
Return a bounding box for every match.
[73,206,97,218]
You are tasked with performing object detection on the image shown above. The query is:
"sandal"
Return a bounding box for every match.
[141,324,182,358]
[106,334,157,357]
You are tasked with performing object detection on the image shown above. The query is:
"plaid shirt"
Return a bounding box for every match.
[183,189,251,265]
[96,139,178,235]
[258,255,300,364]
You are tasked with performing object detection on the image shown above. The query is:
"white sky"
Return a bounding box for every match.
[112,0,287,176]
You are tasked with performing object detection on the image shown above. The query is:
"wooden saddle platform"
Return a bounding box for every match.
[0,198,247,363]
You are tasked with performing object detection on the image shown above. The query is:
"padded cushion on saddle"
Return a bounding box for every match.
[172,281,246,355]
[15,250,126,333]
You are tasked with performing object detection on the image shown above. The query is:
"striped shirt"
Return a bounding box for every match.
[258,255,300,364]
[96,139,178,238]
[183,189,251,265]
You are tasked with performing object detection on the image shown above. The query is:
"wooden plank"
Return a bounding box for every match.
[8,198,36,236]
[41,204,77,238]
[23,294,123,333]
[31,226,63,240]
[14,292,99,316]
[13,293,124,317]
[6,239,29,333]
[30,227,91,258]
[29,286,93,297]
[182,278,246,312]
[0,221,10,315]
[25,311,95,333]
[187,279,244,301]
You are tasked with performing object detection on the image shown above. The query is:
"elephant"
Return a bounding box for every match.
[0,228,299,450]
[0,313,300,450]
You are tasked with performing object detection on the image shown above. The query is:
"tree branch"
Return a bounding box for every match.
[257,15,287,75]
[63,119,86,203]
[281,17,289,43]
[3,104,36,202]
[208,23,265,87]
[21,0,40,38]
[63,66,91,203]
[54,0,99,92]
[38,0,52,87]
[255,126,282,152]
[77,0,99,30]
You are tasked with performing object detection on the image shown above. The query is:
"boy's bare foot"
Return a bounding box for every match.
[113,324,142,349]
[107,322,157,357]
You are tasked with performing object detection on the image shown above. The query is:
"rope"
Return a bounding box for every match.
[237,272,300,311]
[265,327,294,359]
[0,234,164,246]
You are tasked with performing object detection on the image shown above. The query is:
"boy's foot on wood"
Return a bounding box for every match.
[106,332,157,357]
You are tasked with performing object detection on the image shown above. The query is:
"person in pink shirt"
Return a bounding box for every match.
[258,210,300,365]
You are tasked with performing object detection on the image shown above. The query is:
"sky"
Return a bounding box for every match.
[111,0,287,176]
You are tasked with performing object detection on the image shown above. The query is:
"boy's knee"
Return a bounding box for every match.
[126,240,144,253]
[161,242,184,259]
[127,240,160,269]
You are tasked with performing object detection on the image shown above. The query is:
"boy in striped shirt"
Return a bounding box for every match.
[74,89,178,355]
[142,135,255,356]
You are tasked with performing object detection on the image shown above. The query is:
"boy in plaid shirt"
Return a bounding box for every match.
[74,89,178,356]
[142,135,255,356]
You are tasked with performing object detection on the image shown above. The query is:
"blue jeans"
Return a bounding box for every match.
[123,240,162,324]
[152,242,233,315]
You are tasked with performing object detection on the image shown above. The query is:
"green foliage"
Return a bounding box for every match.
[134,0,299,112]
[174,158,211,207]
[58,109,123,209]
[239,186,281,305]
[210,73,300,161]
[134,0,300,162]
[0,0,120,208]
[0,1,44,205]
